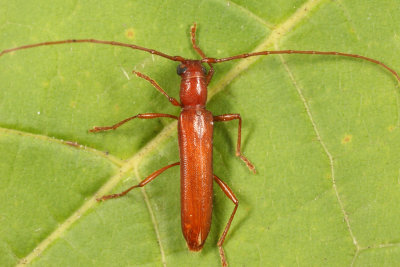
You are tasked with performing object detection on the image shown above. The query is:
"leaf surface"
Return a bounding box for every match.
[1,0,400,266]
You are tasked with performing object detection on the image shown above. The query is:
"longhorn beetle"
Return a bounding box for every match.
[1,24,399,266]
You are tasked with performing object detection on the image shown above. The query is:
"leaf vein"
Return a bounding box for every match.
[276,49,360,262]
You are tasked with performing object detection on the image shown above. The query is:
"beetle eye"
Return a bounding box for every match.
[201,65,207,75]
[176,64,187,75]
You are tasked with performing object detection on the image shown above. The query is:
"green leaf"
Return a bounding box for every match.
[1,0,400,266]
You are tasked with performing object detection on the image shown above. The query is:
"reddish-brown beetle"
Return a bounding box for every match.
[89,25,257,266]
[1,24,399,266]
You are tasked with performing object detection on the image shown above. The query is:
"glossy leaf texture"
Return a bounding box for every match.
[1,0,400,266]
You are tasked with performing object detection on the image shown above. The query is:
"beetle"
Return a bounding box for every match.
[1,23,399,266]
[88,25,256,267]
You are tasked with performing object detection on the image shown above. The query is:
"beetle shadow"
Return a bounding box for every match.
[206,119,256,253]
[204,188,253,257]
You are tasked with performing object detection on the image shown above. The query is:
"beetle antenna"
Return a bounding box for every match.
[202,50,400,83]
[0,39,185,62]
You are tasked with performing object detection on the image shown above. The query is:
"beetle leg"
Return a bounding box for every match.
[97,162,180,201]
[89,113,177,132]
[214,114,256,173]
[132,71,181,107]
[213,174,239,267]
